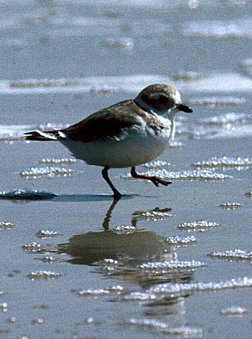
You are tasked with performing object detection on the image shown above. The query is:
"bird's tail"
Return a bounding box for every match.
[24,130,60,141]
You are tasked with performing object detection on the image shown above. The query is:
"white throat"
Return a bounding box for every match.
[135,97,177,141]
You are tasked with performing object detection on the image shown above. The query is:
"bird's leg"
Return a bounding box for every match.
[102,199,120,230]
[130,166,172,187]
[102,166,122,200]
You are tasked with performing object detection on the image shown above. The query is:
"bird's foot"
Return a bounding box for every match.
[130,167,171,187]
[149,176,172,187]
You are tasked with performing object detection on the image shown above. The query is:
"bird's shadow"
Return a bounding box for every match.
[53,193,139,203]
[0,189,140,203]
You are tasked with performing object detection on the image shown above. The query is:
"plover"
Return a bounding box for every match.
[25,84,192,199]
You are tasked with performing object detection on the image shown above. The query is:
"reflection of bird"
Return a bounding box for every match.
[57,230,171,266]
[57,201,193,288]
[25,84,192,199]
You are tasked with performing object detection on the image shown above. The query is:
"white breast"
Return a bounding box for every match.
[61,116,173,168]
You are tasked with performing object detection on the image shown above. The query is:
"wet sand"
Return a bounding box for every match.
[0,1,252,338]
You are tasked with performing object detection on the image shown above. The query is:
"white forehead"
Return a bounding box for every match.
[173,89,181,103]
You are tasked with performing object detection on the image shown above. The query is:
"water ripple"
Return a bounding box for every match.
[126,318,203,337]
[20,167,75,178]
[209,249,252,262]
[27,271,62,280]
[221,306,247,316]
[200,112,247,125]
[177,220,220,232]
[219,202,241,210]
[192,156,252,169]
[124,169,231,181]
[140,260,204,271]
[149,277,252,296]
[39,158,77,165]
[36,230,62,239]
[166,235,197,246]
[183,19,252,39]
[0,73,252,95]
[191,96,246,107]
[132,207,172,221]
[0,222,15,230]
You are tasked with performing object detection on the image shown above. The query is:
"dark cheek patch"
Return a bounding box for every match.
[142,94,173,111]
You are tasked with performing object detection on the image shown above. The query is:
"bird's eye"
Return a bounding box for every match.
[159,94,172,105]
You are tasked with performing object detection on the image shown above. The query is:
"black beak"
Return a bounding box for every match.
[176,103,193,113]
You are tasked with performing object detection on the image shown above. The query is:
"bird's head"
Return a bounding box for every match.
[134,83,193,118]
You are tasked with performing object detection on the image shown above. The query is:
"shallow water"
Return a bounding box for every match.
[0,1,252,338]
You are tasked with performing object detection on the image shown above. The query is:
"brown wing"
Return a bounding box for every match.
[62,100,146,142]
